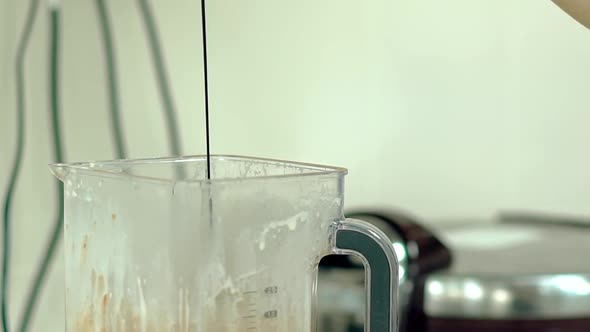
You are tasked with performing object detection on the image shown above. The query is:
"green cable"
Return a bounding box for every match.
[17,7,64,332]
[95,0,127,160]
[137,0,185,167]
[1,0,41,330]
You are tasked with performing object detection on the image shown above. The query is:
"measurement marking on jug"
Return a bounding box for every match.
[264,286,278,294]
[264,310,278,319]
[242,315,256,319]
[243,290,257,295]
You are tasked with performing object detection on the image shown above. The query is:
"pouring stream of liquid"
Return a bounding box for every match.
[201,0,211,179]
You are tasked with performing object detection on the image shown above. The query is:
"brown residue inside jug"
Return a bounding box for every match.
[74,299,198,331]
[97,274,105,293]
[74,271,199,331]
[80,234,89,265]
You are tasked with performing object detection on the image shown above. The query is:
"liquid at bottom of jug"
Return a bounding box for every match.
[73,319,305,332]
[70,274,313,332]
[73,304,306,332]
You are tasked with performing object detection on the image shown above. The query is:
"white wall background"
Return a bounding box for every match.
[1,0,590,329]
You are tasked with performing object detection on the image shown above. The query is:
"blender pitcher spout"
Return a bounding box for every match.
[49,163,70,182]
[49,161,113,182]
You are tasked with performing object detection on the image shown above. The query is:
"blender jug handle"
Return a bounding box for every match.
[332,218,399,332]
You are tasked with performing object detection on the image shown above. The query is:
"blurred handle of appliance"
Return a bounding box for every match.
[498,210,590,228]
[553,0,590,29]
[347,209,452,279]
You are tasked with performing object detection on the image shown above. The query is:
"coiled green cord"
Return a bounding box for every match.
[1,0,41,330]
[17,7,65,332]
[95,0,127,160]
[4,1,188,330]
[137,0,184,166]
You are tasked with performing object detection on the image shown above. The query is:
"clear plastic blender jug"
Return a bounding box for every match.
[50,155,398,332]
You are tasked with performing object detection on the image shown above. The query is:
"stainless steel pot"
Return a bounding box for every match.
[409,212,590,332]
